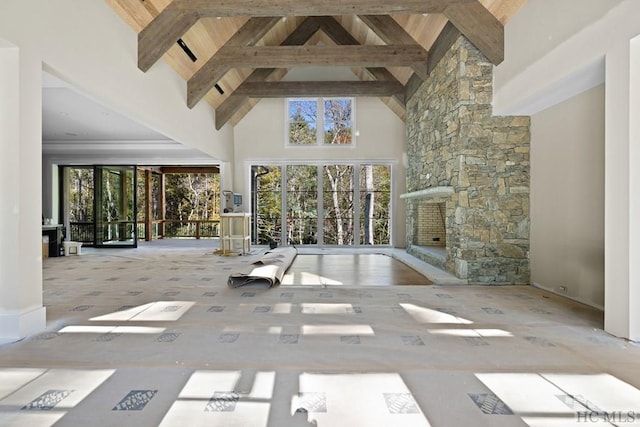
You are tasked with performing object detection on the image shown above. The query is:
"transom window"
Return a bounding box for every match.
[287,98,354,146]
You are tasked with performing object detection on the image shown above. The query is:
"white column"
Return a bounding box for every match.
[604,35,640,341]
[0,40,46,344]
[628,35,640,341]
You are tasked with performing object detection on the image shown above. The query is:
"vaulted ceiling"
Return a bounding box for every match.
[106,0,527,130]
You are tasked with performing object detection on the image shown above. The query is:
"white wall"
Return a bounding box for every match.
[496,0,640,339]
[493,0,639,117]
[233,97,407,246]
[0,0,233,162]
[495,0,620,91]
[530,85,605,308]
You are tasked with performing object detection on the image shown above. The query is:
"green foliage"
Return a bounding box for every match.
[288,98,353,145]
[286,165,318,244]
[253,163,391,246]
[254,165,282,245]
[289,113,317,145]
[68,168,94,222]
[324,99,352,145]
[164,173,220,221]
[66,167,220,241]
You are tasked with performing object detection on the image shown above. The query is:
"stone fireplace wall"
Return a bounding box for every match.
[406,36,531,284]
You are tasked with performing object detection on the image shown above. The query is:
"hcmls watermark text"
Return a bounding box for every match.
[577,411,638,423]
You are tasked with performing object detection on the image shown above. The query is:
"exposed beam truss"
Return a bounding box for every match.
[357,15,427,79]
[213,17,323,129]
[443,0,504,65]
[209,45,427,68]
[138,9,199,72]
[214,16,409,129]
[186,16,282,108]
[134,0,504,129]
[138,0,498,72]
[234,81,406,100]
[169,0,473,15]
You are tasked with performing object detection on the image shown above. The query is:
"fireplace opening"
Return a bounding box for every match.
[414,202,446,248]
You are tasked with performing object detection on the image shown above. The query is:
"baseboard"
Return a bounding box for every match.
[531,282,604,311]
[0,306,47,345]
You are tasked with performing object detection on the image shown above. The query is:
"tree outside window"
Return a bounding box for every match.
[287,98,353,146]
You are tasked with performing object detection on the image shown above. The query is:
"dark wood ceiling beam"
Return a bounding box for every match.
[234,81,405,100]
[357,15,427,78]
[211,45,428,68]
[215,16,410,129]
[138,6,199,72]
[216,95,250,130]
[187,16,282,109]
[214,18,323,129]
[444,0,504,65]
[315,16,406,109]
[406,22,461,101]
[426,21,462,75]
[170,0,473,15]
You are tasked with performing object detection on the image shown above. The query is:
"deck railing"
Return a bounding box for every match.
[70,219,220,244]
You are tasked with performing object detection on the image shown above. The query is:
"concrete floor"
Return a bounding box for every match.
[0,239,638,426]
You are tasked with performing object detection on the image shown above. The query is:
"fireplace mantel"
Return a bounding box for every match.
[400,186,454,200]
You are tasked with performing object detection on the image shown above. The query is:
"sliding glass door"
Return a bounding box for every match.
[252,162,391,246]
[95,165,137,247]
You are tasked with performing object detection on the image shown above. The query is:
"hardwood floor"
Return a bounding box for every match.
[282,254,433,286]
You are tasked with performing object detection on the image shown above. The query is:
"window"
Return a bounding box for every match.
[251,162,391,246]
[287,98,354,146]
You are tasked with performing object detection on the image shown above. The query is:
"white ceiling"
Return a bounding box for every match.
[40,66,361,165]
[41,71,214,165]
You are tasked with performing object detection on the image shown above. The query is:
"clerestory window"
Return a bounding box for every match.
[286,98,354,146]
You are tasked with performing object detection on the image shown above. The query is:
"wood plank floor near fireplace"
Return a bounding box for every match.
[282,254,433,286]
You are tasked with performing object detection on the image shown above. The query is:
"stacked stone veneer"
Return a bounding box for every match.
[406,36,531,284]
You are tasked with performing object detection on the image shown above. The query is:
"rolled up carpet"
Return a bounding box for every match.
[227,246,298,288]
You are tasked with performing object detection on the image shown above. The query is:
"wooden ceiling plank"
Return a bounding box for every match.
[187,16,282,108]
[444,0,504,65]
[170,0,474,15]
[138,6,199,72]
[357,15,427,78]
[234,80,405,100]
[216,45,427,68]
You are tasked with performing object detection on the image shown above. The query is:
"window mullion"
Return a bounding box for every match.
[317,98,323,145]
[281,165,287,246]
[317,164,324,246]
[353,164,361,247]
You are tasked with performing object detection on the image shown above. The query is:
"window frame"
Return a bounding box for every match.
[247,160,393,247]
[285,97,356,147]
